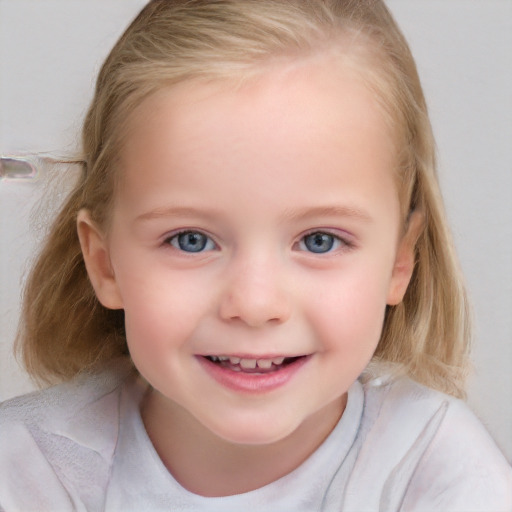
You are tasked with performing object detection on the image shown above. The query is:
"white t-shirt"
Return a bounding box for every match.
[1,360,511,512]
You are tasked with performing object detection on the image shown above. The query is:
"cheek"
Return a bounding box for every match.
[121,281,203,386]
[118,265,215,350]
[305,268,390,349]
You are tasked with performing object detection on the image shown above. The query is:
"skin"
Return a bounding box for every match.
[78,55,421,497]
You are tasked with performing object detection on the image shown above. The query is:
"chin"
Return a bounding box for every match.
[206,415,299,446]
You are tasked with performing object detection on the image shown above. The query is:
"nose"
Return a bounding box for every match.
[218,255,291,328]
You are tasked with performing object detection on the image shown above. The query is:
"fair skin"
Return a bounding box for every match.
[78,55,421,497]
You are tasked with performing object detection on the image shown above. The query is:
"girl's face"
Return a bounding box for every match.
[80,57,417,446]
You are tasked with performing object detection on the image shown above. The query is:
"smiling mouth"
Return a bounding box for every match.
[203,355,305,373]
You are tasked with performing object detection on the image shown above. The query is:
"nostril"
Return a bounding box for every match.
[219,290,291,326]
[218,265,292,327]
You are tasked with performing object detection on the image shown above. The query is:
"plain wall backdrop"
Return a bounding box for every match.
[1,0,511,461]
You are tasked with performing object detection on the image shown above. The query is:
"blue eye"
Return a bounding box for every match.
[300,232,340,254]
[168,231,216,252]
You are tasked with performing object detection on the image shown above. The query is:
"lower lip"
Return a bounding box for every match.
[198,356,310,394]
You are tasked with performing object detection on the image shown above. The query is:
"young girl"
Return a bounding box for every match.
[1,0,511,510]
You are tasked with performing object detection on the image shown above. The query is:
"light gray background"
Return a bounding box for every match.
[1,0,511,462]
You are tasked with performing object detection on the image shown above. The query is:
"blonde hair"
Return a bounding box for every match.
[17,0,471,396]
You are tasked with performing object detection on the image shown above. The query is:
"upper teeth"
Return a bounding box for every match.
[209,355,286,368]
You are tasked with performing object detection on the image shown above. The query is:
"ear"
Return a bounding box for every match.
[387,211,424,306]
[77,209,124,310]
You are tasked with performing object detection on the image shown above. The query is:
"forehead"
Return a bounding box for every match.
[116,55,399,218]
[124,53,397,150]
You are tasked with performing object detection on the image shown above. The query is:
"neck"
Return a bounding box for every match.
[141,390,346,497]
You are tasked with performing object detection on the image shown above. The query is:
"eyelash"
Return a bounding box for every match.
[164,229,353,255]
[296,230,353,254]
[165,230,217,253]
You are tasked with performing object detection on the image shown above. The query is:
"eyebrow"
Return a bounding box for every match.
[134,206,221,223]
[134,204,372,224]
[280,205,373,223]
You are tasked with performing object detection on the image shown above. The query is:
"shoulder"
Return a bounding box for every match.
[363,376,512,511]
[0,358,137,511]
[0,358,135,435]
